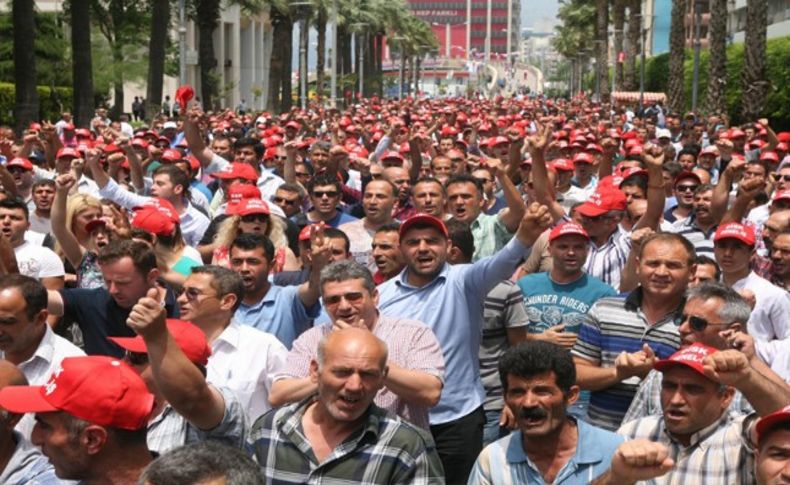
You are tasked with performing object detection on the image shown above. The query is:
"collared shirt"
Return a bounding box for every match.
[471,212,514,261]
[1,325,84,440]
[731,271,790,370]
[338,218,377,273]
[617,412,757,485]
[249,397,445,484]
[622,369,754,425]
[147,386,247,454]
[206,154,286,201]
[583,226,631,291]
[98,178,210,247]
[393,200,418,222]
[0,432,60,485]
[234,284,321,348]
[468,419,624,485]
[666,216,717,257]
[273,315,445,429]
[377,236,529,424]
[571,289,682,431]
[207,320,288,423]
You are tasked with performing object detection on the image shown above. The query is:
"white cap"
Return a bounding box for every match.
[162,121,178,130]
[656,128,672,139]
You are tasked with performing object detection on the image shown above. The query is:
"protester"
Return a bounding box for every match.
[139,441,265,485]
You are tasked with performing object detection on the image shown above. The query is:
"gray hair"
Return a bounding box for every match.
[686,281,751,327]
[138,441,264,485]
[319,260,376,295]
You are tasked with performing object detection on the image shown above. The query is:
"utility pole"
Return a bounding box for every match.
[178,0,186,85]
[330,0,338,107]
[691,0,703,111]
[639,15,646,110]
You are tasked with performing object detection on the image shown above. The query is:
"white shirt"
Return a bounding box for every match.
[205,154,285,201]
[206,320,288,423]
[731,271,790,367]
[0,325,84,439]
[14,240,64,279]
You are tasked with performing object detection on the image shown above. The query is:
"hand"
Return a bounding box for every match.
[737,289,756,309]
[516,202,553,246]
[499,406,517,429]
[716,138,734,157]
[630,227,655,252]
[601,137,618,157]
[718,329,755,360]
[615,343,657,380]
[702,349,751,387]
[23,132,38,145]
[737,177,765,200]
[107,152,125,167]
[526,123,552,154]
[126,288,167,340]
[484,157,504,175]
[539,324,578,349]
[332,317,368,331]
[309,224,331,270]
[608,439,674,484]
[642,144,665,169]
[723,155,745,178]
[84,148,102,167]
[757,118,769,129]
[54,173,77,193]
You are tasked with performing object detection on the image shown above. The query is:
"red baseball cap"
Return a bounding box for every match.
[131,138,150,149]
[585,143,603,153]
[729,128,746,139]
[380,151,404,164]
[399,213,449,239]
[489,136,509,147]
[161,148,184,163]
[654,343,718,378]
[131,207,176,237]
[700,145,719,156]
[549,222,589,242]
[227,182,261,203]
[298,222,326,242]
[103,144,123,155]
[56,147,80,159]
[85,219,107,234]
[713,222,756,246]
[760,151,779,163]
[777,132,790,143]
[576,187,627,217]
[773,190,790,203]
[109,319,212,367]
[674,171,702,186]
[6,158,33,171]
[285,121,301,130]
[619,167,648,185]
[756,405,790,443]
[210,162,259,182]
[227,198,271,217]
[572,152,594,164]
[0,356,154,430]
[551,159,574,172]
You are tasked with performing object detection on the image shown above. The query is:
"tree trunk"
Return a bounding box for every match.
[705,0,727,115]
[13,0,39,134]
[365,33,375,97]
[147,0,170,120]
[613,0,624,90]
[299,17,309,107]
[280,18,294,112]
[267,12,287,111]
[376,34,383,96]
[315,8,326,99]
[741,0,768,120]
[196,0,221,111]
[340,27,352,82]
[596,0,610,102]
[668,0,686,113]
[623,0,640,91]
[111,44,125,119]
[70,0,93,127]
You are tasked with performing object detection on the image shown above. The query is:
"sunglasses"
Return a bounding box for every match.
[675,184,699,193]
[680,313,730,332]
[241,213,269,223]
[323,292,365,305]
[313,190,339,198]
[273,196,298,206]
[777,174,790,182]
[124,350,149,366]
[474,177,493,184]
[295,172,310,178]
[178,286,218,302]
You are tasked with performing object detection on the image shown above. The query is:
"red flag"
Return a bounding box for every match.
[175,85,194,112]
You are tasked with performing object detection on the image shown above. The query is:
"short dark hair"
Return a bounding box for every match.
[638,232,697,266]
[229,233,275,262]
[324,227,350,254]
[308,173,342,195]
[414,176,447,196]
[98,239,158,276]
[498,341,577,396]
[445,218,475,261]
[694,255,721,280]
[276,182,306,199]
[678,148,698,162]
[620,172,647,192]
[445,173,483,195]
[234,137,264,158]
[32,179,56,191]
[374,221,401,236]
[0,274,47,320]
[694,183,714,196]
[139,441,265,485]
[190,265,245,312]
[0,198,29,220]
[319,260,376,293]
[154,164,191,198]
[662,160,683,178]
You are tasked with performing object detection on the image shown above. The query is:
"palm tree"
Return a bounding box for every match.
[12,0,38,133]
[705,0,727,115]
[553,0,595,96]
[595,0,609,101]
[612,0,625,90]
[314,5,327,99]
[741,0,768,120]
[667,0,685,113]
[69,0,94,127]
[623,0,640,91]
[194,0,221,111]
[267,8,294,112]
[146,0,170,120]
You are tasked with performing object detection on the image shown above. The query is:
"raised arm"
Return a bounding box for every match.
[297,225,331,308]
[632,145,666,231]
[526,124,566,222]
[127,288,227,430]
[486,157,526,231]
[51,174,86,269]
[710,154,744,223]
[183,108,215,168]
[118,135,145,193]
[720,176,764,224]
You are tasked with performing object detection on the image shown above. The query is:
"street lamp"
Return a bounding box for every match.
[330,0,338,107]
[291,0,312,109]
[351,22,369,97]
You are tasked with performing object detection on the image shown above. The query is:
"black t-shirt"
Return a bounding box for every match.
[60,286,180,357]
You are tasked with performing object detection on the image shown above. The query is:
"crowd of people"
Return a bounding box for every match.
[0,94,787,484]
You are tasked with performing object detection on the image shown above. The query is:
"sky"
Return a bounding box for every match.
[522,0,560,30]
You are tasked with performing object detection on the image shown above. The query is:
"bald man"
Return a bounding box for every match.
[0,361,59,483]
[383,167,417,221]
[250,328,445,482]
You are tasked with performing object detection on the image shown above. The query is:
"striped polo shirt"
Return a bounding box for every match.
[571,289,682,431]
[583,226,632,291]
[666,216,717,257]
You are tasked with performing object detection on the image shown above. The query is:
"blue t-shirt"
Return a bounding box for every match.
[517,272,616,334]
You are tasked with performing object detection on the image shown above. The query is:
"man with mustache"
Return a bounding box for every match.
[468,341,625,484]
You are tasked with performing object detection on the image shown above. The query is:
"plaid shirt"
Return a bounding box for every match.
[617,412,757,485]
[250,397,445,484]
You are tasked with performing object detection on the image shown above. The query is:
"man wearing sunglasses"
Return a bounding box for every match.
[302,173,358,228]
[623,281,788,423]
[663,171,701,224]
[269,260,443,431]
[666,183,718,257]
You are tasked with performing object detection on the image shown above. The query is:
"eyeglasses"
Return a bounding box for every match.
[178,287,219,302]
[241,213,269,223]
[124,350,149,366]
[675,184,699,193]
[777,174,790,182]
[323,292,365,305]
[313,190,339,198]
[6,167,26,174]
[295,172,310,178]
[273,196,298,206]
[680,313,731,332]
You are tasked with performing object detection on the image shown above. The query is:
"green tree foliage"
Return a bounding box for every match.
[0,11,71,88]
